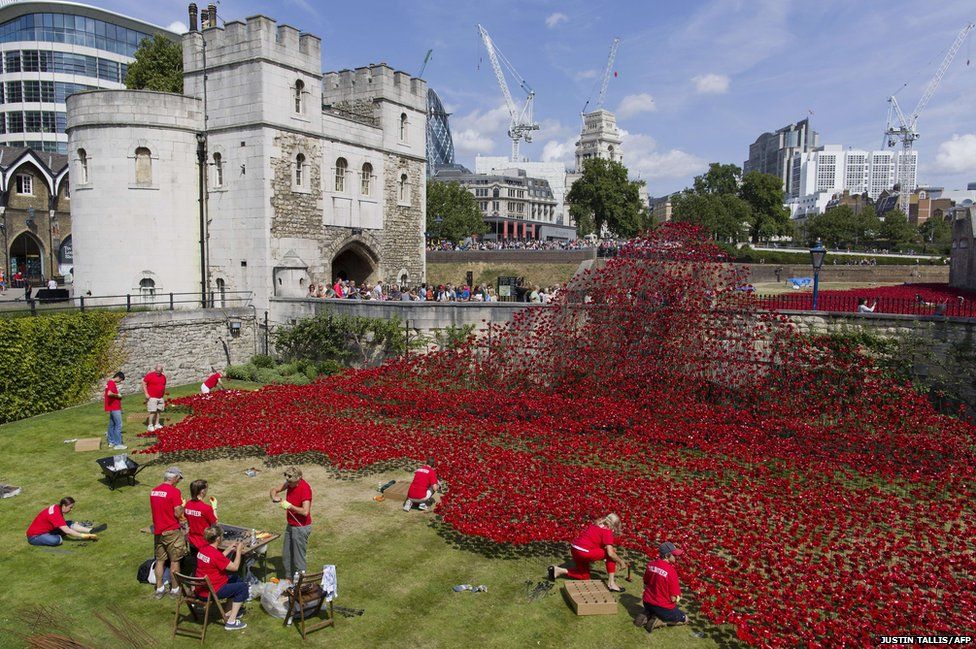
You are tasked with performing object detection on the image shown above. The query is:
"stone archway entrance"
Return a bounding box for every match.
[331,242,378,285]
[10,231,44,281]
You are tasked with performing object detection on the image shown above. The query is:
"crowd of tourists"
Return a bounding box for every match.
[426,238,622,252]
[307,279,560,304]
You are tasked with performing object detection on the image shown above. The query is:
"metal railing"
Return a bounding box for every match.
[755,293,976,318]
[0,290,253,316]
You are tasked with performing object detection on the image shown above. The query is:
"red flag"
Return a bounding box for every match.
[613,71,618,77]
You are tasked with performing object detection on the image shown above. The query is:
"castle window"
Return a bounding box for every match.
[77,148,89,184]
[361,162,372,196]
[294,79,305,115]
[212,152,223,188]
[398,173,409,203]
[134,147,152,186]
[399,113,407,142]
[295,153,306,187]
[139,277,156,303]
[16,174,32,195]
[335,157,347,192]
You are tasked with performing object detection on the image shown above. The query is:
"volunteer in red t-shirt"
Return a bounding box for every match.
[635,541,688,632]
[25,497,98,546]
[103,371,126,450]
[142,364,167,432]
[201,369,223,394]
[549,513,627,592]
[270,466,312,579]
[402,457,440,512]
[194,525,247,631]
[183,479,218,552]
[150,466,188,599]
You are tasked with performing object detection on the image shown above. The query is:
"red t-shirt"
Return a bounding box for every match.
[183,499,217,550]
[285,479,312,527]
[143,372,166,399]
[26,504,67,537]
[643,558,681,608]
[407,465,438,500]
[333,282,344,298]
[103,380,122,411]
[150,483,183,533]
[204,372,221,389]
[572,524,614,552]
[194,544,230,596]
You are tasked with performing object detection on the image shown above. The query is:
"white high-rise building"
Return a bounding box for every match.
[787,146,917,217]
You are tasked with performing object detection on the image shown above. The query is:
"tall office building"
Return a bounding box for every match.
[743,118,819,193]
[426,88,455,176]
[0,1,177,153]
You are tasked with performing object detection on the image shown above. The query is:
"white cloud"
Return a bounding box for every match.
[545,12,568,28]
[616,93,657,119]
[451,104,510,156]
[621,130,707,181]
[167,20,189,34]
[541,136,578,165]
[575,69,599,81]
[933,134,976,174]
[692,73,730,94]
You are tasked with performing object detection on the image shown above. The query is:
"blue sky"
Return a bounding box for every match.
[109,0,976,196]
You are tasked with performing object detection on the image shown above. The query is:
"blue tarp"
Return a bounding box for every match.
[789,277,813,288]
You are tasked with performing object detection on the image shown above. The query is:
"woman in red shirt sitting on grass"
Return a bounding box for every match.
[548,513,627,592]
[194,525,247,631]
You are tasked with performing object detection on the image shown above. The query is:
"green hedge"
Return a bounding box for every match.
[0,311,124,424]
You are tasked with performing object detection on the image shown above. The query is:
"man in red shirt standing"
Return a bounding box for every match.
[25,497,98,546]
[150,466,188,599]
[142,364,167,432]
[403,457,439,512]
[104,371,126,450]
[635,541,688,632]
[201,368,223,394]
[270,466,312,579]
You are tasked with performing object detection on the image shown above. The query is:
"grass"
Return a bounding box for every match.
[426,262,582,289]
[0,382,728,649]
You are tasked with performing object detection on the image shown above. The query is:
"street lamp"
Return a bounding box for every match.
[810,239,827,311]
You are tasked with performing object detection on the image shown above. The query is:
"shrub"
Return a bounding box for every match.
[275,312,406,367]
[0,311,124,424]
[225,363,257,381]
[252,354,275,368]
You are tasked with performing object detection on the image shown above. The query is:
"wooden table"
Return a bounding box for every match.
[218,524,280,580]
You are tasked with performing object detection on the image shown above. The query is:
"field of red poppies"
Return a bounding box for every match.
[758,282,976,317]
[147,225,976,647]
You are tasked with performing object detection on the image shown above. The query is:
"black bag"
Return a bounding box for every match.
[136,558,154,583]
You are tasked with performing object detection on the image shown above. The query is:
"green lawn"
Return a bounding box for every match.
[0,382,730,648]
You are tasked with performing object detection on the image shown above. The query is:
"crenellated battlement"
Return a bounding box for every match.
[323,63,427,112]
[183,14,322,77]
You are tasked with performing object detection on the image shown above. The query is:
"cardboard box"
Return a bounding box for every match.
[563,580,618,616]
[74,438,101,452]
[380,481,411,501]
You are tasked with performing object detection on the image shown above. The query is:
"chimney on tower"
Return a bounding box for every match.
[188,3,198,32]
[208,3,217,27]
[200,7,209,29]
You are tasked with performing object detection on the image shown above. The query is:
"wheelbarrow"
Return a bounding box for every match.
[96,455,147,490]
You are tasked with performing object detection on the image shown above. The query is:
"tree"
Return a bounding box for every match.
[918,217,952,251]
[671,192,746,242]
[124,35,183,93]
[880,209,917,247]
[740,171,792,243]
[692,163,741,196]
[565,158,649,237]
[806,204,882,247]
[426,180,489,243]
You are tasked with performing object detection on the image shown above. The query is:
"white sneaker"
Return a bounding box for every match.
[154,423,164,430]
[402,501,412,512]
[113,444,128,450]
[147,425,155,432]
[418,503,428,511]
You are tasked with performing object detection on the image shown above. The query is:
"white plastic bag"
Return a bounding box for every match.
[260,581,290,619]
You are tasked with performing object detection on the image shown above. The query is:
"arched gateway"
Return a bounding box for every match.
[331,241,379,285]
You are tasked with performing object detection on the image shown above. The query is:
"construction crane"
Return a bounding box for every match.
[884,22,974,213]
[477,24,539,161]
[581,37,621,115]
[417,49,433,79]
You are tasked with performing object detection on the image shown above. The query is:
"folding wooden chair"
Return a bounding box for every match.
[283,570,334,639]
[172,572,232,642]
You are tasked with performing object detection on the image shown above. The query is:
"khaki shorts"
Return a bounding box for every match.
[147,398,165,413]
[154,529,187,565]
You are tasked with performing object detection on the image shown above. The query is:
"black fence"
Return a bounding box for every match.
[0,290,253,316]
[756,293,976,319]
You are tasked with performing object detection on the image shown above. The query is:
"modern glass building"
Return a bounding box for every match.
[426,88,455,176]
[0,1,178,152]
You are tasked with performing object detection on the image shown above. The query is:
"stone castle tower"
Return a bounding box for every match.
[67,10,427,311]
[574,109,623,170]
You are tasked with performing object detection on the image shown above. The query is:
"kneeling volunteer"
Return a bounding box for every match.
[26,497,98,546]
[194,525,248,631]
[635,541,688,632]
[403,457,439,512]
